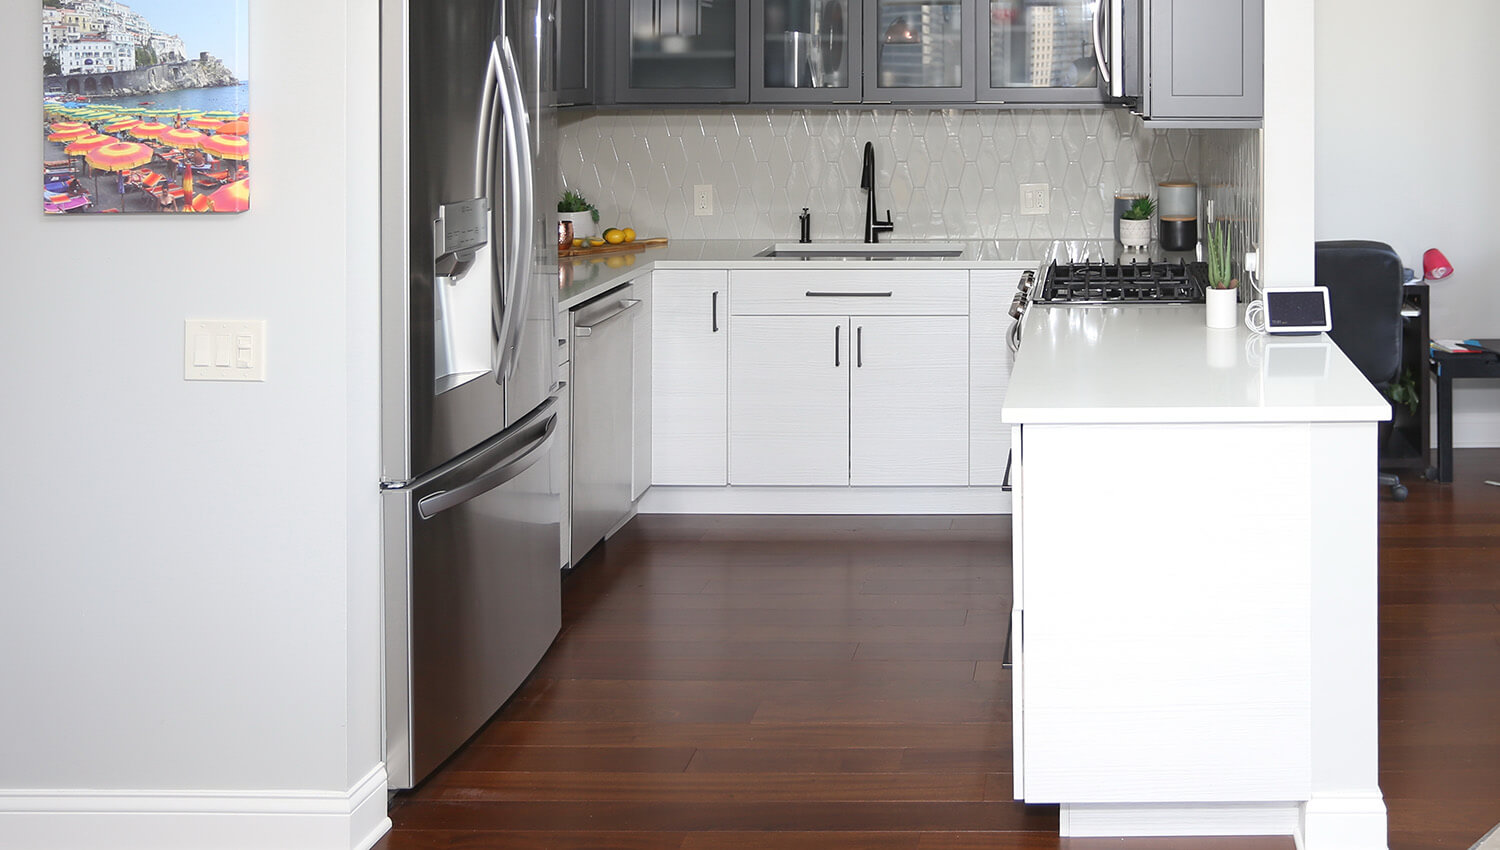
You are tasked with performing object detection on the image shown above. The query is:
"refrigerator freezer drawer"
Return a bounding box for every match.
[384,407,562,789]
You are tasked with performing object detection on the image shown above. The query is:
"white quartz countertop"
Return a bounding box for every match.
[557,238,1050,310]
[1002,304,1392,424]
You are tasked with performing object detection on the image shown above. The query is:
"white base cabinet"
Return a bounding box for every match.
[650,271,728,485]
[849,316,969,486]
[729,315,850,485]
[642,265,1021,505]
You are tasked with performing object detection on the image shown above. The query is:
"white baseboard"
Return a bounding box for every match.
[1298,793,1388,850]
[1059,802,1300,837]
[0,765,391,850]
[639,485,1013,515]
[1452,408,1500,448]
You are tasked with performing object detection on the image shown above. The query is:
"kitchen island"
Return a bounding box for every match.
[1002,304,1390,849]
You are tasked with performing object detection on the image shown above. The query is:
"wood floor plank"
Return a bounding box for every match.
[473,721,1014,750]
[442,745,698,774]
[679,832,922,850]
[390,801,1057,832]
[418,771,995,803]
[528,657,981,683]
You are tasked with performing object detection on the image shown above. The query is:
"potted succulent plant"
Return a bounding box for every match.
[558,189,599,240]
[1204,219,1239,329]
[1118,196,1155,250]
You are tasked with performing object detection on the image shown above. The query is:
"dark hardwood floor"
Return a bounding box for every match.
[381,450,1500,850]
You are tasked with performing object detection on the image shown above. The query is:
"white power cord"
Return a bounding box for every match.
[1244,298,1268,335]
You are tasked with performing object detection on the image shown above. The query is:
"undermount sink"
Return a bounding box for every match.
[756,242,966,260]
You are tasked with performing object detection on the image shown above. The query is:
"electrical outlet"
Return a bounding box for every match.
[1020,183,1049,216]
[693,184,713,216]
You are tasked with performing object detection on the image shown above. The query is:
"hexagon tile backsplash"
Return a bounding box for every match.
[559,108,1214,242]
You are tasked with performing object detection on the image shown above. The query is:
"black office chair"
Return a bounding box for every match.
[1315,240,1409,501]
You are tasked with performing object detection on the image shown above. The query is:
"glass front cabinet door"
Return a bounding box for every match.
[975,0,1109,103]
[751,0,863,103]
[864,0,975,103]
[613,0,751,103]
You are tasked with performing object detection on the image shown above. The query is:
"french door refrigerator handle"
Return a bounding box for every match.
[1109,0,1125,99]
[496,36,537,380]
[416,408,558,520]
[1092,0,1110,86]
[481,40,507,360]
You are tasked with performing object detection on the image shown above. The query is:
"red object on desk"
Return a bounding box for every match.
[1423,248,1453,280]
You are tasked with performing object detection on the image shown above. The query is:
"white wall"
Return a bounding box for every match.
[0,0,384,845]
[1316,0,1500,446]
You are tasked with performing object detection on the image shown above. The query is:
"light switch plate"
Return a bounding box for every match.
[185,319,266,381]
[1020,183,1050,216]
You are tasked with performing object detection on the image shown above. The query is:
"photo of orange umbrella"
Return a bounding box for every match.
[64,134,116,155]
[47,123,92,142]
[86,141,155,173]
[188,117,224,131]
[216,119,249,136]
[159,128,207,149]
[202,134,249,161]
[207,178,249,212]
[132,122,172,139]
[103,118,142,134]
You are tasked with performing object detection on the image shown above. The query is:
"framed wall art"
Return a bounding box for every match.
[42,0,250,214]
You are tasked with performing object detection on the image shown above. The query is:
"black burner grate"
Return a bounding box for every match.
[1039,261,1208,304]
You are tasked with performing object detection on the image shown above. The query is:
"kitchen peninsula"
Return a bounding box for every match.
[1003,305,1390,846]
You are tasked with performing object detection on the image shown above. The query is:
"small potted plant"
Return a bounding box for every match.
[558,189,599,240]
[1119,196,1155,250]
[1204,219,1239,329]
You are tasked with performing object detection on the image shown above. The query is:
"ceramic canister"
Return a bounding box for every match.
[1159,216,1197,252]
[1158,182,1198,218]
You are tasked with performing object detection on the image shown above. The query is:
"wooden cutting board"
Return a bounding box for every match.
[559,237,667,257]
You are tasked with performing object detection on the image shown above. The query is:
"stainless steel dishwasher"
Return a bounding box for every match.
[569,283,640,564]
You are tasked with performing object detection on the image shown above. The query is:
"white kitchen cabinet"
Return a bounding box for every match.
[631,276,652,501]
[849,315,969,486]
[729,315,851,485]
[969,270,1021,485]
[651,271,729,485]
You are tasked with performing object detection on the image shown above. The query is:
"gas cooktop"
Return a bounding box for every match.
[1038,260,1208,305]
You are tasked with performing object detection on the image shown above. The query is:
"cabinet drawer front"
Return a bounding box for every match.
[730,269,969,316]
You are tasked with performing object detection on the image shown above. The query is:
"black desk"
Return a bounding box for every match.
[1430,339,1500,482]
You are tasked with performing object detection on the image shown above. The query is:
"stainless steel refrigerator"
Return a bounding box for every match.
[379,0,559,790]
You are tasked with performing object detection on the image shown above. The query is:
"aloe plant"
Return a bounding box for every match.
[1205,219,1238,290]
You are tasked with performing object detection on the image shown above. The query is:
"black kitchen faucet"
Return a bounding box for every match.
[860,141,894,244]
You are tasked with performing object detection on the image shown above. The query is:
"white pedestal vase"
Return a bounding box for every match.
[559,211,595,240]
[1205,287,1239,329]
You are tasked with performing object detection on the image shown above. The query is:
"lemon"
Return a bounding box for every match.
[622,227,636,242]
[603,228,625,244]
[572,237,585,248]
[588,238,605,247]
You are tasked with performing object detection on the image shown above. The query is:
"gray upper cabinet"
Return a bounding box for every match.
[1133,0,1263,124]
[863,0,976,103]
[556,0,594,106]
[974,0,1110,104]
[751,0,864,103]
[612,0,751,104]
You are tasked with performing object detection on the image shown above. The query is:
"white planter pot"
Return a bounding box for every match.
[1119,217,1152,250]
[1205,287,1239,329]
[559,211,595,240]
